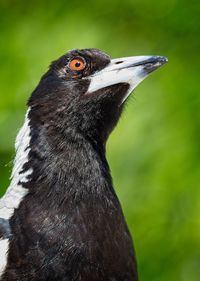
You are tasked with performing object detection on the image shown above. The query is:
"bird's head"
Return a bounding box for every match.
[29,48,167,144]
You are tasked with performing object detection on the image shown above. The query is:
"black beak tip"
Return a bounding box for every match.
[144,55,168,73]
[155,56,168,64]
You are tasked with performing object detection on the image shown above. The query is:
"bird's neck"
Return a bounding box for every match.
[3,108,117,217]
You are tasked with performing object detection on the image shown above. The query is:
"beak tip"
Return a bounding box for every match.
[144,55,168,74]
[153,56,168,65]
[160,56,168,64]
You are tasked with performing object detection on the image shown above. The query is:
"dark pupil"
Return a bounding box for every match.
[75,62,81,68]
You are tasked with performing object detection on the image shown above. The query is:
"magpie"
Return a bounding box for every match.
[0,48,167,281]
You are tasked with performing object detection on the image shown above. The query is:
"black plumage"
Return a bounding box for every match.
[0,48,167,281]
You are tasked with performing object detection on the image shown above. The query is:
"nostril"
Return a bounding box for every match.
[115,61,123,64]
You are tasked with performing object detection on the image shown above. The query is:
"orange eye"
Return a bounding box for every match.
[68,57,86,71]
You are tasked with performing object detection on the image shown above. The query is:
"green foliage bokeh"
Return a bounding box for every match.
[0,1,200,280]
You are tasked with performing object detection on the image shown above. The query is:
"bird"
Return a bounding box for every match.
[0,48,167,281]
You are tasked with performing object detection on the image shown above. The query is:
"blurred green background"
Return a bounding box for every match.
[0,0,200,280]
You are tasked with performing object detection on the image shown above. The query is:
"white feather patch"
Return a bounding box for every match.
[0,109,32,220]
[0,239,9,276]
[0,109,32,277]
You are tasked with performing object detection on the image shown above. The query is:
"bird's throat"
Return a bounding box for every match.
[15,108,116,206]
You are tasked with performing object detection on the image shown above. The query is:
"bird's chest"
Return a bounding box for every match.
[7,196,134,279]
[15,198,124,255]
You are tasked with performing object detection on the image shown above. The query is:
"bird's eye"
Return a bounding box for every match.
[68,57,86,71]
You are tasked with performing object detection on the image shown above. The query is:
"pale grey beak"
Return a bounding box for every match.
[87,55,168,102]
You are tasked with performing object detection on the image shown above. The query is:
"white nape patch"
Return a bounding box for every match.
[0,109,32,277]
[0,239,9,276]
[0,108,32,220]
[87,55,152,103]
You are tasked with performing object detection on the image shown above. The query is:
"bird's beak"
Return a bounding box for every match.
[87,55,168,102]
